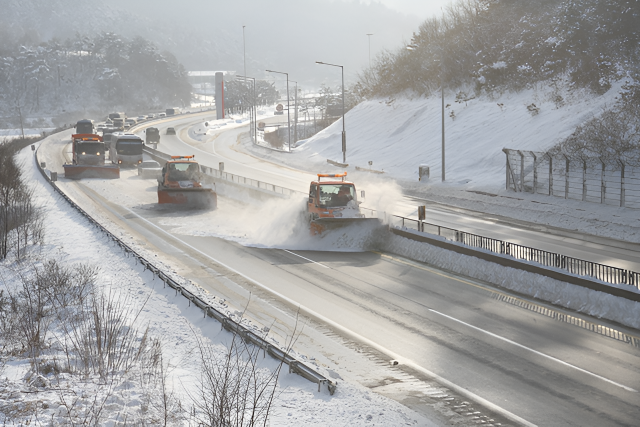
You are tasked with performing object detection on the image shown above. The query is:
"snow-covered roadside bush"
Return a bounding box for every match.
[0,140,44,260]
[0,255,290,425]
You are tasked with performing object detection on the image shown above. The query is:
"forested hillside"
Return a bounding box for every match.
[357,0,640,97]
[0,33,191,124]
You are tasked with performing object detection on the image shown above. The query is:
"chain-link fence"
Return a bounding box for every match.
[503,149,640,209]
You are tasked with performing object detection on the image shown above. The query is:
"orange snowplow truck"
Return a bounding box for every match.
[63,133,120,179]
[307,172,374,235]
[157,155,217,209]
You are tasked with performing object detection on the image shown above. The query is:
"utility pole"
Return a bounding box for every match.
[242,25,247,78]
[316,61,346,163]
[265,70,291,151]
[17,106,25,140]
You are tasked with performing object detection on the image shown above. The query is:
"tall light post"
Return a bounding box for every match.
[242,25,247,78]
[366,33,373,68]
[316,61,346,163]
[265,69,291,151]
[407,42,445,181]
[290,80,298,145]
[441,63,445,182]
[237,75,256,144]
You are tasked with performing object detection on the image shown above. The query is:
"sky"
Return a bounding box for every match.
[359,0,453,18]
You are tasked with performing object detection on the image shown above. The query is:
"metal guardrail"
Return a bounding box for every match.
[503,148,640,209]
[34,145,336,395]
[389,215,640,290]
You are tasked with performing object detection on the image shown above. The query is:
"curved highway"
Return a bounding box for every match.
[37,117,640,426]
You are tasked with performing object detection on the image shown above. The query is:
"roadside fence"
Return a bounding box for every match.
[503,149,640,209]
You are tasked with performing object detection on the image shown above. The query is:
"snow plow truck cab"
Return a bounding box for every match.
[307,172,375,235]
[157,155,217,209]
[63,132,120,179]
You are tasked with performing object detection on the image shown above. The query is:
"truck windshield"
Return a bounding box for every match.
[318,184,355,207]
[168,162,198,181]
[77,142,104,154]
[116,140,143,155]
[76,123,93,134]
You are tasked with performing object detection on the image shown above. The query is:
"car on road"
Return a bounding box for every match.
[166,127,176,135]
[137,160,162,179]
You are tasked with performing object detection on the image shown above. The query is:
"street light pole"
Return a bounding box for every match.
[242,26,247,79]
[441,74,445,182]
[316,61,346,163]
[265,69,291,151]
[290,80,298,145]
[366,33,373,68]
[237,75,256,144]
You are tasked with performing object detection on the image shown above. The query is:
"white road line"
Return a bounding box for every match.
[429,309,637,393]
[118,206,537,427]
[283,249,330,268]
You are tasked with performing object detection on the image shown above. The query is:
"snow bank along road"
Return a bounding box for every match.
[38,123,640,426]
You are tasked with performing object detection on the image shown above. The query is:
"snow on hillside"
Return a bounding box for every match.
[242,82,640,243]
[297,83,623,185]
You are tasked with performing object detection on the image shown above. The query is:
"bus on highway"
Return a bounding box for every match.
[109,132,143,165]
[165,107,181,116]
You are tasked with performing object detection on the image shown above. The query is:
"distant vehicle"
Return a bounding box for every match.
[124,124,131,130]
[166,127,176,135]
[109,132,144,165]
[125,118,137,126]
[74,119,94,134]
[137,115,146,122]
[137,160,162,179]
[159,112,166,117]
[166,108,181,116]
[145,127,161,144]
[108,112,126,120]
[146,114,155,119]
[112,118,125,130]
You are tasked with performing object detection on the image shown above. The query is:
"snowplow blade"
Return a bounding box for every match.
[157,188,217,209]
[310,217,381,235]
[63,164,120,179]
